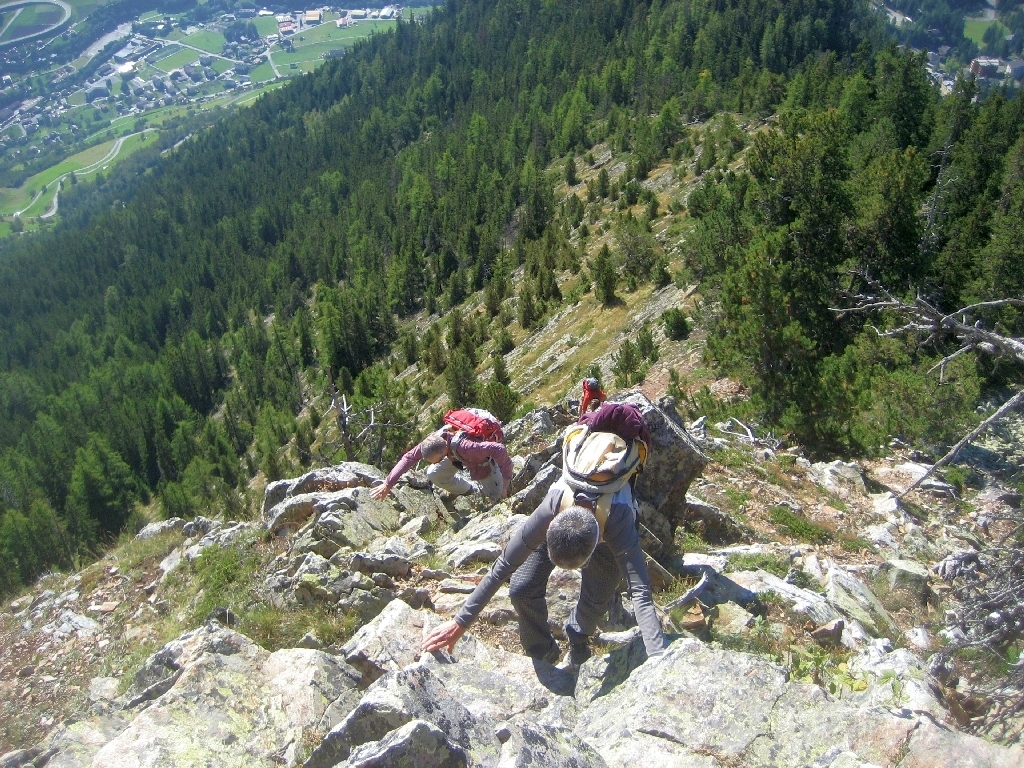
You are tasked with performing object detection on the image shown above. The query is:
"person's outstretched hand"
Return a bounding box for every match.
[422,620,466,654]
[370,483,391,501]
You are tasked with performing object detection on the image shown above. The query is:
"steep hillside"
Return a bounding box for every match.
[1,394,1022,764]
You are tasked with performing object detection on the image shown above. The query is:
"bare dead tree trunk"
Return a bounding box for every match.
[832,270,1024,496]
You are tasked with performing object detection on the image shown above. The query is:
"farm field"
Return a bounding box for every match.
[250,61,275,82]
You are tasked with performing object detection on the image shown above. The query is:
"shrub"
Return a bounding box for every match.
[769,506,832,544]
[662,307,689,340]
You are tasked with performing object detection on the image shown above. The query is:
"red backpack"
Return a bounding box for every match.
[443,408,504,443]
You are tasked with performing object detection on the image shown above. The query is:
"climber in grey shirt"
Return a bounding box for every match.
[422,479,666,664]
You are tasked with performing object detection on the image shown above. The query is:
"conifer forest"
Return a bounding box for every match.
[0,0,1022,593]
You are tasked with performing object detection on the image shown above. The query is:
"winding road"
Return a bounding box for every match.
[12,129,152,218]
[0,0,71,48]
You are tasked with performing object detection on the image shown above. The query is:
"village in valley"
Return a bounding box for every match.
[0,2,420,231]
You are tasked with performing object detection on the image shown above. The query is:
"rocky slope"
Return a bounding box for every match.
[2,395,1022,767]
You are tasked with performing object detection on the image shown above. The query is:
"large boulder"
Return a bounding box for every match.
[304,663,499,768]
[611,392,708,537]
[45,624,363,768]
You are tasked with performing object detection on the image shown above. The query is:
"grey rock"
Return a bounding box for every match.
[899,715,1022,768]
[348,552,413,579]
[575,633,648,707]
[681,496,747,544]
[337,719,469,768]
[181,515,216,538]
[612,393,708,539]
[304,663,498,768]
[879,559,932,597]
[338,586,395,623]
[713,602,754,636]
[340,600,446,687]
[498,721,608,767]
[43,713,129,768]
[809,461,867,497]
[134,518,184,540]
[726,570,869,646]
[825,564,896,638]
[184,521,253,561]
[509,464,560,515]
[88,676,120,702]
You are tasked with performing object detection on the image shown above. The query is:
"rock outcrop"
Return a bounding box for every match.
[5,398,1023,768]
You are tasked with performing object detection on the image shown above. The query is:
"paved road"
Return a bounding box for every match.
[14,130,151,218]
[0,0,71,48]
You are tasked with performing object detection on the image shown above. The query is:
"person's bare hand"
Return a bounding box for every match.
[370,483,391,501]
[422,620,466,654]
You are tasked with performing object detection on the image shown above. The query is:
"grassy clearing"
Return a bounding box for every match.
[183,29,226,53]
[253,16,278,36]
[769,505,833,544]
[250,61,276,83]
[964,19,1007,46]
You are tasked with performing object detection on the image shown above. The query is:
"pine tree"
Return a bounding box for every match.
[590,244,617,306]
[446,350,478,408]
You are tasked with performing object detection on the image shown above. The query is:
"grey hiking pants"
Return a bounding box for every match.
[508,540,621,659]
[425,457,503,502]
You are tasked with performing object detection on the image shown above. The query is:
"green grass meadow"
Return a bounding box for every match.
[182,29,226,53]
[964,18,1009,47]
[253,16,278,36]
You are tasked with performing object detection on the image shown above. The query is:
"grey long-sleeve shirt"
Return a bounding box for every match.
[453,482,666,655]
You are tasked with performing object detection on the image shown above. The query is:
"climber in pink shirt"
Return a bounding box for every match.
[372,426,514,503]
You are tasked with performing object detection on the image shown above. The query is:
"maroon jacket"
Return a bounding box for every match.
[578,401,651,446]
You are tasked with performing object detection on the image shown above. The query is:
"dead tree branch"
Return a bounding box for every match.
[833,270,1024,498]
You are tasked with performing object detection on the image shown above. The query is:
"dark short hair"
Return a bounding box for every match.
[547,507,599,569]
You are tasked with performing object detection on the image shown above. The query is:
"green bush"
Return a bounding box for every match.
[662,307,689,340]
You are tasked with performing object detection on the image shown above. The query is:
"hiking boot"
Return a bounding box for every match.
[530,640,561,665]
[566,627,592,668]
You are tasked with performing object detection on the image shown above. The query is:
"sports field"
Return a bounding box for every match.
[154,47,200,72]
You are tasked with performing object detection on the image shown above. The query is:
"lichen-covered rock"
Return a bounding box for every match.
[336,720,469,768]
[304,664,499,768]
[825,564,896,638]
[46,626,362,768]
[497,722,607,767]
[611,393,708,538]
[577,639,915,768]
[509,464,561,515]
